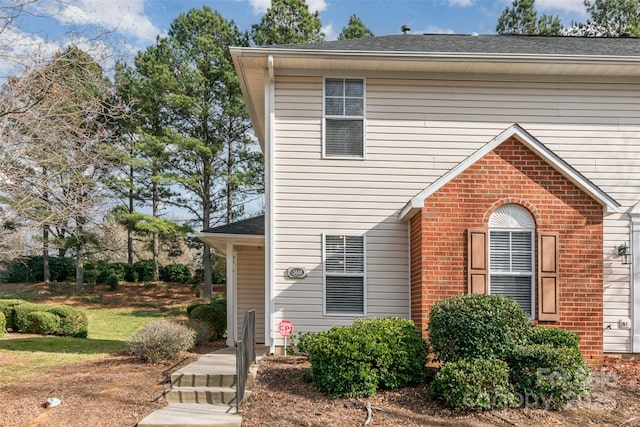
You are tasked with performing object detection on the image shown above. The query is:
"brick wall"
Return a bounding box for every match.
[410,137,604,362]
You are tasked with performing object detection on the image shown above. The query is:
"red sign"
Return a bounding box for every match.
[278,319,294,337]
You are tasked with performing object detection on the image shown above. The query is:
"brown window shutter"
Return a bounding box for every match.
[538,232,559,321]
[467,228,488,294]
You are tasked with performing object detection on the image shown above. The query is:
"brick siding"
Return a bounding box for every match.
[410,137,604,362]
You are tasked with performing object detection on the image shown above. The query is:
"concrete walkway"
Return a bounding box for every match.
[137,346,266,427]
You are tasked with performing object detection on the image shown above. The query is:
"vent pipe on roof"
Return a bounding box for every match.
[401,25,411,34]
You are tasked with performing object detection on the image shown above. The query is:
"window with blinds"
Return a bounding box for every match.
[324,78,364,158]
[324,234,365,315]
[489,230,534,317]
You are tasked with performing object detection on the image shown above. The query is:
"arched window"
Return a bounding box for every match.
[488,204,535,317]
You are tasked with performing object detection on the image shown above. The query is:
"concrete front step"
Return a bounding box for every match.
[171,373,237,388]
[165,386,237,405]
[137,403,241,427]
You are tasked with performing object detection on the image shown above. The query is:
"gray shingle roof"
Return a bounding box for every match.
[202,215,264,235]
[272,34,640,57]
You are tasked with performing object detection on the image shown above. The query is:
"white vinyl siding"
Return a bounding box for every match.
[323,78,364,158]
[272,74,640,351]
[324,234,366,315]
[236,246,265,344]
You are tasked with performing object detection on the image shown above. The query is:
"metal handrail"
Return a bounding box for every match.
[236,309,256,412]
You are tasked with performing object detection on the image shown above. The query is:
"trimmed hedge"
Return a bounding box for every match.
[528,327,580,350]
[26,311,60,335]
[187,296,227,339]
[430,359,518,411]
[428,294,531,363]
[0,299,26,330]
[10,302,88,337]
[506,344,591,410]
[48,306,89,338]
[13,303,44,332]
[301,318,428,398]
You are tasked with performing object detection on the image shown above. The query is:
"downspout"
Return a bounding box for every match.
[630,202,640,352]
[266,55,276,354]
[226,242,235,347]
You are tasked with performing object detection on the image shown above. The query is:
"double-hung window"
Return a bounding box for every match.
[324,234,366,315]
[324,78,364,158]
[488,204,535,318]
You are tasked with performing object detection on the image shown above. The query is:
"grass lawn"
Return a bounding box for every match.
[0,306,170,386]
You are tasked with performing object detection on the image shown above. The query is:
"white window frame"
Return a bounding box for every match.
[488,204,536,319]
[322,233,367,316]
[322,77,366,159]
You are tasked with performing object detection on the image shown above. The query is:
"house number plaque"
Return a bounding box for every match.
[287,267,307,279]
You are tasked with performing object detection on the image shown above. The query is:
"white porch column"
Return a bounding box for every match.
[631,202,640,352]
[226,242,236,347]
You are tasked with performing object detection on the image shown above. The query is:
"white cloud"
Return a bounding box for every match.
[0,26,62,78]
[536,0,586,14]
[248,0,270,14]
[248,0,327,14]
[420,25,456,35]
[43,0,160,42]
[322,23,336,41]
[306,0,327,12]
[448,0,473,6]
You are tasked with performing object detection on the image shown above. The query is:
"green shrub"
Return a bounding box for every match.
[188,296,226,339]
[124,263,137,282]
[302,318,428,398]
[0,311,5,336]
[428,294,531,363]
[506,344,590,410]
[133,260,154,282]
[430,359,518,411]
[0,299,26,330]
[528,327,580,350]
[26,311,60,335]
[186,318,214,345]
[13,303,45,332]
[48,306,89,338]
[128,320,196,363]
[160,264,192,283]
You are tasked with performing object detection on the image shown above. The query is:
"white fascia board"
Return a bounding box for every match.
[398,124,620,221]
[194,232,264,257]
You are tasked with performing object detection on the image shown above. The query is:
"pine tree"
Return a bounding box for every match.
[496,0,562,35]
[338,15,374,40]
[251,0,324,45]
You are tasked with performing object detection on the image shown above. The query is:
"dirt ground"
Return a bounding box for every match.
[2,282,640,426]
[241,356,640,427]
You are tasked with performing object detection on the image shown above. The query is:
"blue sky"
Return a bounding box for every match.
[2,0,590,77]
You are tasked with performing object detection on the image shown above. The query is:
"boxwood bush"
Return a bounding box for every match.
[128,320,196,363]
[48,306,89,338]
[506,344,591,410]
[13,303,45,332]
[0,299,26,330]
[428,294,531,362]
[187,296,226,339]
[10,302,88,337]
[301,318,428,398]
[430,358,518,411]
[26,311,60,335]
[528,327,580,350]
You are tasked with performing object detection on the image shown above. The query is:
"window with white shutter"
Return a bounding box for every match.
[324,234,366,315]
[488,205,535,318]
[324,78,364,158]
